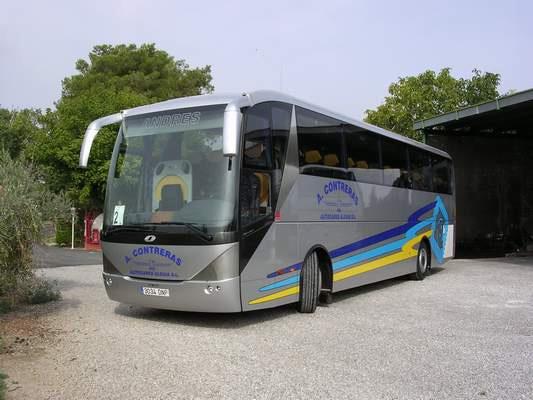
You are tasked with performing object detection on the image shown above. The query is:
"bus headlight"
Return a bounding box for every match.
[204,285,222,295]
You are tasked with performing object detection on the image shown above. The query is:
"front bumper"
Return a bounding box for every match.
[102,272,242,313]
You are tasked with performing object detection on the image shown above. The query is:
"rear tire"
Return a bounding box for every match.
[298,251,320,313]
[411,241,429,281]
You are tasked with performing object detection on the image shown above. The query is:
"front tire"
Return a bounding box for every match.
[298,251,320,313]
[411,241,429,281]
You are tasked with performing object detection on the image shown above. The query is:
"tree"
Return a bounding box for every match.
[0,149,70,310]
[0,108,43,160]
[34,43,214,208]
[364,68,501,140]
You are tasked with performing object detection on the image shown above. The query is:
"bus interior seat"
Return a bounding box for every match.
[323,154,340,167]
[305,150,322,164]
[253,172,270,206]
[347,157,355,168]
[244,143,268,168]
[355,160,369,169]
[159,184,184,211]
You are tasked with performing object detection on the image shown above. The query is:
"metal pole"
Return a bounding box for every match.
[70,207,76,249]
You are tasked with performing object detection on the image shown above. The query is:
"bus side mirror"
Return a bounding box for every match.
[222,104,242,157]
[79,113,123,168]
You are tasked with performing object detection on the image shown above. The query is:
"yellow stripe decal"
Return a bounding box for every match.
[248,230,432,305]
[249,285,300,305]
[333,231,431,282]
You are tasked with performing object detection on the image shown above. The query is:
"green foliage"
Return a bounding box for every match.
[55,219,84,247]
[55,222,71,247]
[0,150,70,309]
[0,299,10,314]
[365,68,501,140]
[33,43,214,208]
[0,370,7,400]
[0,108,43,160]
[25,279,61,304]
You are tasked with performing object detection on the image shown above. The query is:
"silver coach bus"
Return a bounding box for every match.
[79,91,455,313]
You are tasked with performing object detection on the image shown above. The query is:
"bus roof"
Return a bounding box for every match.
[122,90,452,159]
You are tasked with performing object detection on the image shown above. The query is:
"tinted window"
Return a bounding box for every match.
[240,102,292,227]
[432,155,453,194]
[296,107,346,179]
[345,125,382,184]
[243,104,272,169]
[243,102,291,171]
[381,138,409,188]
[409,147,432,191]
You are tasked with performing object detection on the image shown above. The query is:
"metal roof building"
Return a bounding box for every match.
[414,89,533,257]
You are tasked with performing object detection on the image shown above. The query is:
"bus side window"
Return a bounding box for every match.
[409,147,432,191]
[240,102,292,227]
[432,155,453,194]
[296,106,347,180]
[381,138,409,188]
[344,125,382,185]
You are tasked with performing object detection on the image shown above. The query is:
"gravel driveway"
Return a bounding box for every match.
[1,258,532,400]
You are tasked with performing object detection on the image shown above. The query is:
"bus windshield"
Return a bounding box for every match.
[104,104,236,231]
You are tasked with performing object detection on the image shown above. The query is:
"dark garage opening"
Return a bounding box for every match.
[415,89,533,257]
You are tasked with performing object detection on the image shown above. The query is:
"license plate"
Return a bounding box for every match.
[141,287,170,297]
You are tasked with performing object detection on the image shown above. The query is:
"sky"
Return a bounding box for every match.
[1,0,532,119]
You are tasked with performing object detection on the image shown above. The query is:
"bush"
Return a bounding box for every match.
[0,299,10,315]
[0,370,6,400]
[0,149,70,309]
[55,220,84,248]
[25,278,61,304]
[55,221,71,247]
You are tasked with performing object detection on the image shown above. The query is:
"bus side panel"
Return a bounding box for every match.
[332,253,415,293]
[241,220,416,311]
[242,176,455,311]
[240,223,301,311]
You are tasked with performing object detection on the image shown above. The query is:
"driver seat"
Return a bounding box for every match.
[159,184,184,211]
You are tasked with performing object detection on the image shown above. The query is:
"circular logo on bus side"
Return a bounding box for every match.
[144,235,156,243]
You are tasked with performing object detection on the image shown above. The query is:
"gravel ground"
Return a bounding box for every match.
[1,258,532,400]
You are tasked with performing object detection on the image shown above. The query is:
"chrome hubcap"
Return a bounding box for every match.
[419,247,428,273]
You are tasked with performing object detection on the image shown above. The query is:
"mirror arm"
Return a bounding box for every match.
[79,113,123,168]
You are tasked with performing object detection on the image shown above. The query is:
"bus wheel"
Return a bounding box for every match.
[297,251,320,313]
[411,241,429,281]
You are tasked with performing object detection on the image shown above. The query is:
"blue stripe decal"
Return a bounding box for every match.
[409,201,437,222]
[266,262,302,279]
[259,275,300,292]
[430,196,450,263]
[328,201,436,260]
[260,219,433,292]
[332,219,432,271]
[263,200,437,282]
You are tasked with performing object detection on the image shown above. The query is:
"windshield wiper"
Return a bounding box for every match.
[106,225,153,233]
[145,222,213,242]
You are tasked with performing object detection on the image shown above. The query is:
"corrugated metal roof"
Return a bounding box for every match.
[413,88,533,130]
